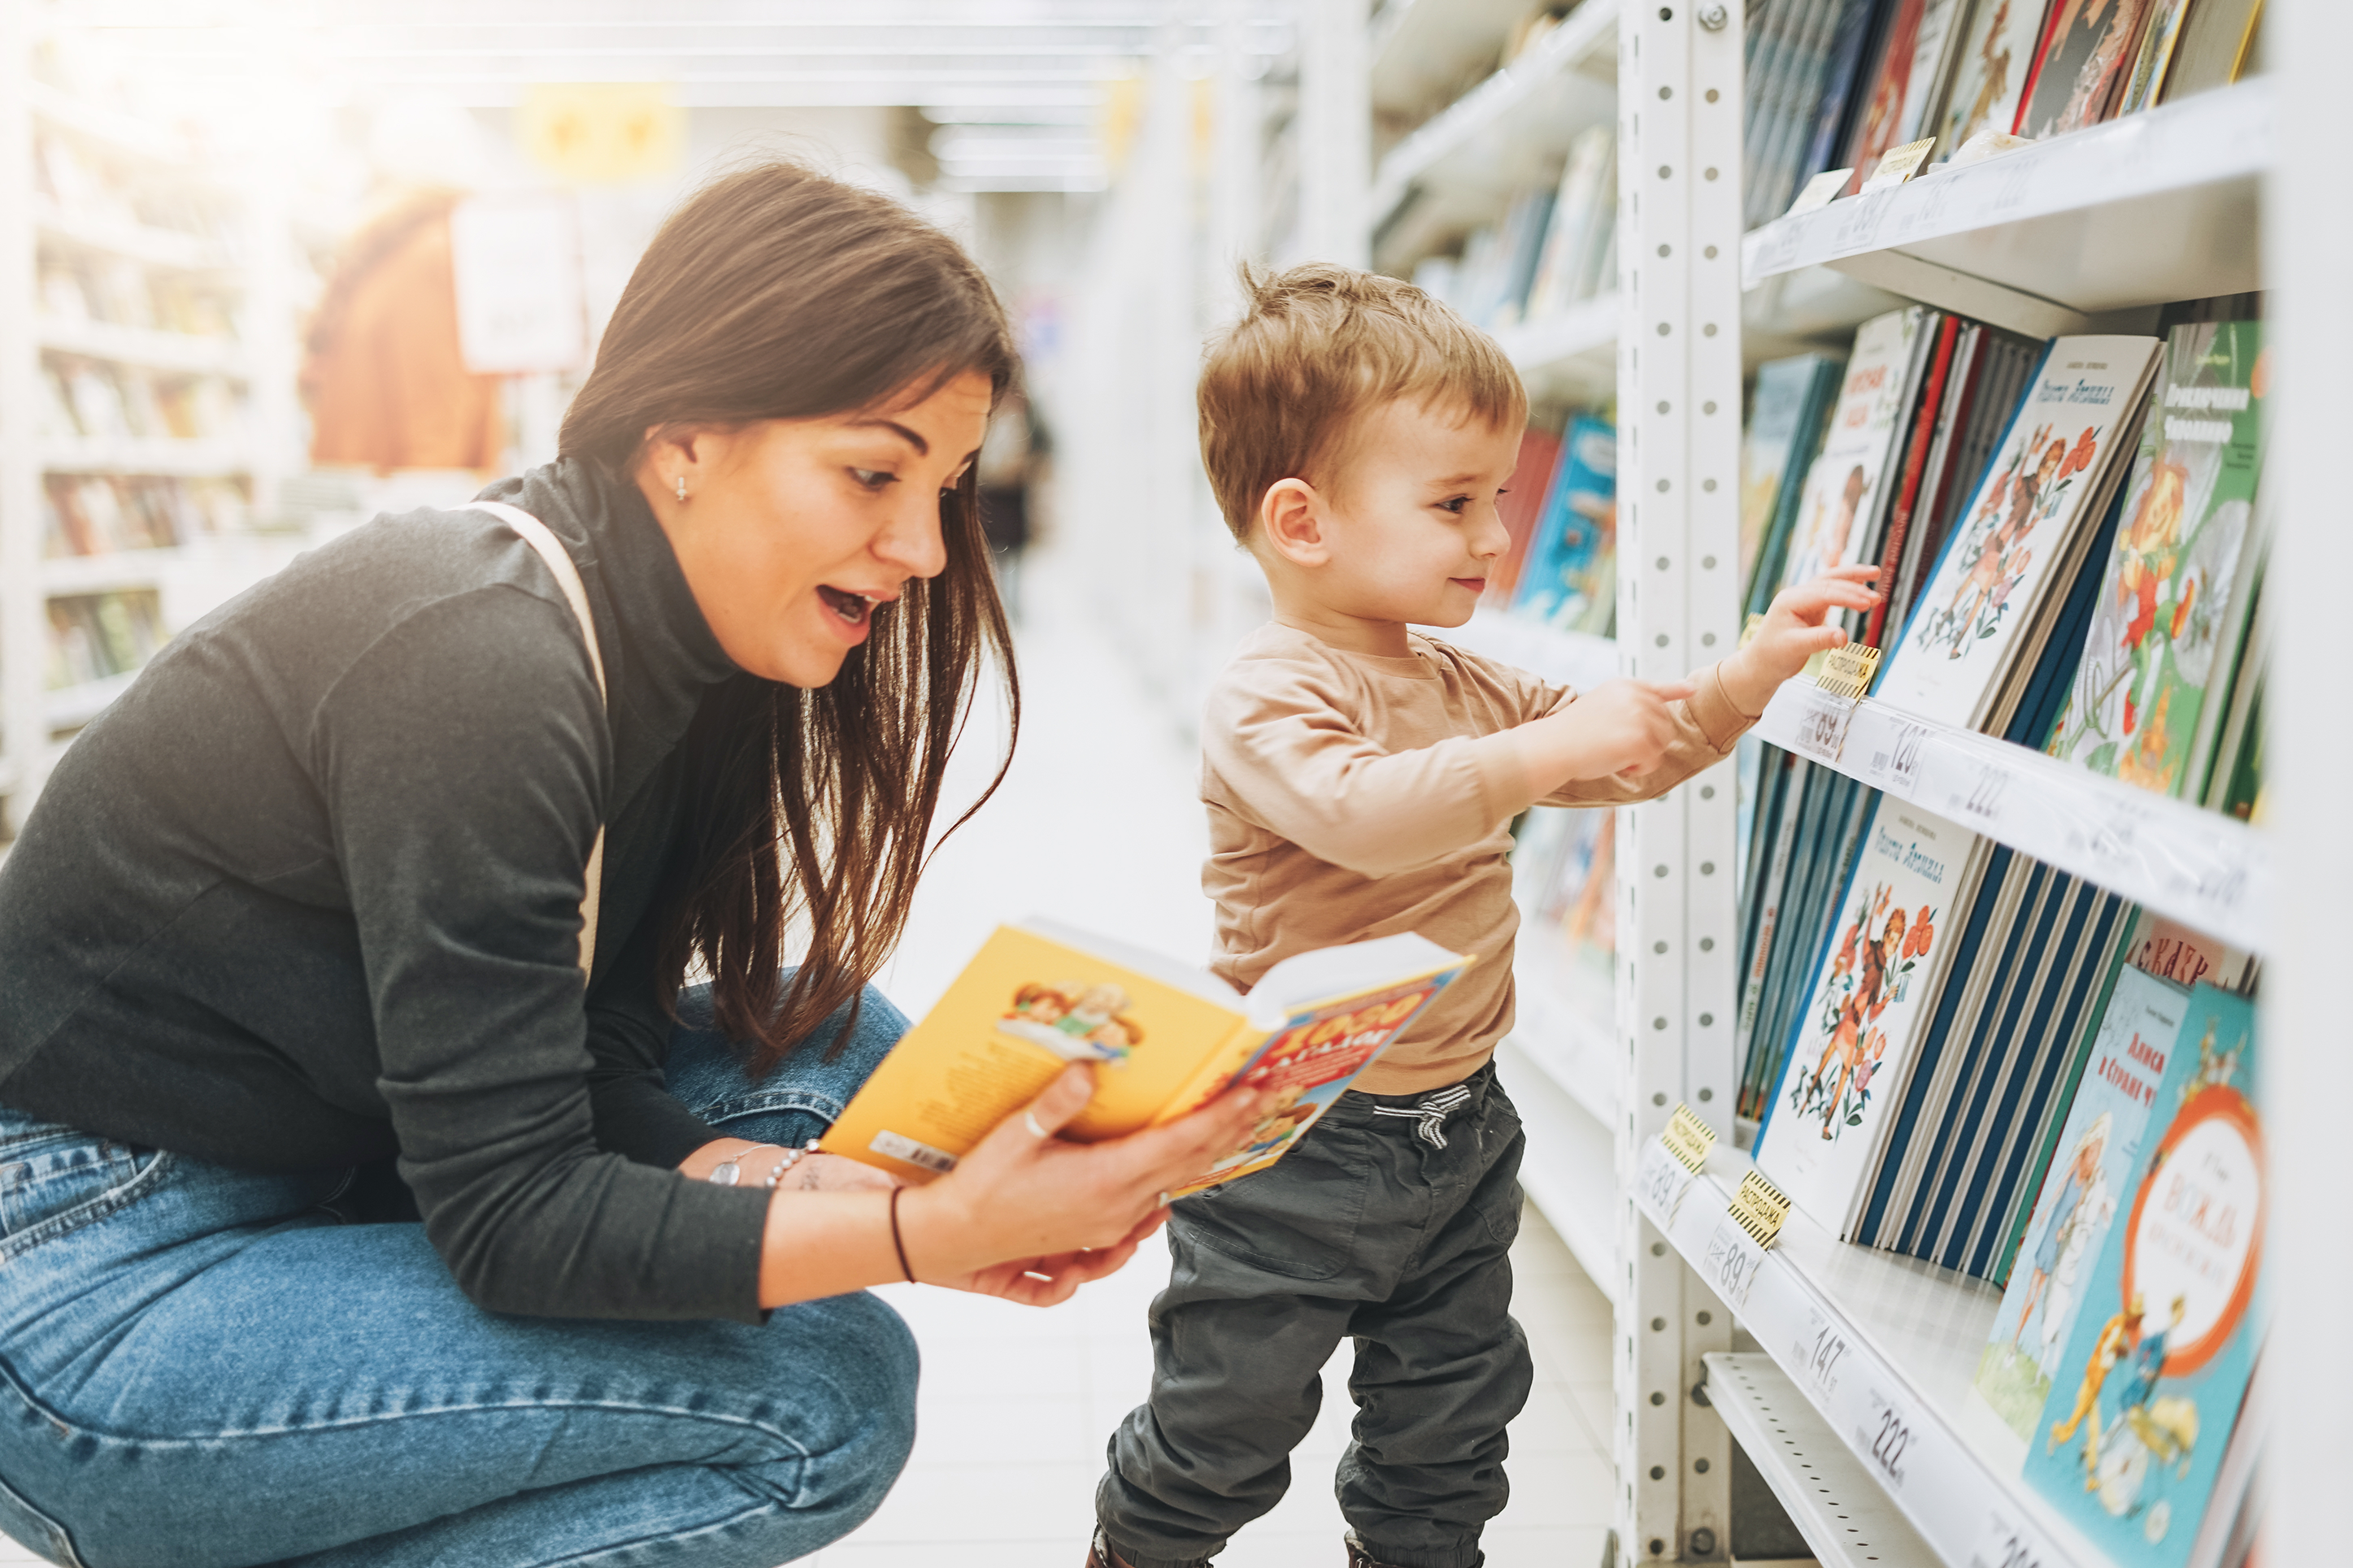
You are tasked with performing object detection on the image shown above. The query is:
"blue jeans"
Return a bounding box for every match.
[0,983,912,1568]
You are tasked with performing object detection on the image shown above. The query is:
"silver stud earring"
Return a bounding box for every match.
[674,476,689,502]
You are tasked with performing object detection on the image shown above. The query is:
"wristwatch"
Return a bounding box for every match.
[706,1139,823,1188]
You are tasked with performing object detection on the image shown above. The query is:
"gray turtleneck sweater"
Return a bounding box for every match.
[0,458,778,1322]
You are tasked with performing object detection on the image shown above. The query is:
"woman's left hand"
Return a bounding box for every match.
[924,1208,1170,1307]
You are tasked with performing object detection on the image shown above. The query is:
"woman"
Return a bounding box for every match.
[0,163,1263,1568]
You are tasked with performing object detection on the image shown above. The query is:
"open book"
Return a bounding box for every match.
[821,921,1472,1197]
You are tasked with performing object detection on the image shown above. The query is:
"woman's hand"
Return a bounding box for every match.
[894,1064,1271,1307]
[1719,562,1885,715]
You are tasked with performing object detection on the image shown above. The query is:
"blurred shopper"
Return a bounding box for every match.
[976,386,1050,619]
[0,163,1263,1568]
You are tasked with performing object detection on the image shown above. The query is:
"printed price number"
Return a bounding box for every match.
[1969,1514,2048,1568]
[1636,1139,1695,1225]
[1796,1308,1850,1401]
[1953,757,2012,827]
[1868,719,1933,792]
[1857,1387,1915,1492]
[1790,694,1852,765]
[1702,1215,1766,1310]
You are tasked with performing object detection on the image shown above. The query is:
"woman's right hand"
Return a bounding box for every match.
[894,1066,1272,1306]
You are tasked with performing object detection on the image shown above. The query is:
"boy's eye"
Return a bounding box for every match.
[850,468,898,491]
[1439,496,1472,515]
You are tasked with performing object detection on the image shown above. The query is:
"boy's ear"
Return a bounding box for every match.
[1259,477,1329,567]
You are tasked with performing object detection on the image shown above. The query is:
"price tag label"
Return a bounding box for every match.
[1729,1168,1792,1247]
[1783,168,1851,218]
[1663,1104,1716,1172]
[1702,1214,1766,1310]
[1859,136,1937,192]
[1813,643,1881,701]
[1864,718,1932,793]
[1968,1510,2050,1568]
[1946,755,2014,829]
[1636,1138,1695,1226]
[1855,1385,1916,1493]
[1786,685,1855,764]
[1795,1306,1851,1403]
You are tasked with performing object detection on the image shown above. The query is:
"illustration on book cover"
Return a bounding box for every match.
[1785,884,1938,1140]
[1912,423,2093,658]
[997,982,1143,1064]
[2025,988,2264,1566]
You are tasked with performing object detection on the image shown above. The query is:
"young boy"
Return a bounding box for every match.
[1085,264,1880,1568]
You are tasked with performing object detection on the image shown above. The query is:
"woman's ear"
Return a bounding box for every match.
[1259,478,1329,568]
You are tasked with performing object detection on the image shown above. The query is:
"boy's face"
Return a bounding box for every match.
[1269,398,1520,629]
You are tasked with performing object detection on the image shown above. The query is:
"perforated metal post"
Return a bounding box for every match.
[1613,2,1744,1562]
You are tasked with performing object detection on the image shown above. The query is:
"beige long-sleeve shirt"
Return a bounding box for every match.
[1202,622,1756,1096]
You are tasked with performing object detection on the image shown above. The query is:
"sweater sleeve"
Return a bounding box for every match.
[1204,658,1525,878]
[1529,662,1758,809]
[313,587,769,1321]
[585,919,726,1169]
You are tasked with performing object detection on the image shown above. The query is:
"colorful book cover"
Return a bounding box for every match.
[1940,0,2057,154]
[1778,310,1922,593]
[1972,965,2190,1439]
[2023,985,2264,1566]
[1740,354,1840,594]
[2046,323,2268,797]
[2016,0,2158,140]
[1840,0,1968,191]
[1756,799,1984,1236]
[1490,422,1565,605]
[1875,335,2162,730]
[2115,0,2194,113]
[1511,415,1618,632]
[821,924,1471,1195]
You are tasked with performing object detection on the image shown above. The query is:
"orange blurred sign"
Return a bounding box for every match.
[519,83,683,185]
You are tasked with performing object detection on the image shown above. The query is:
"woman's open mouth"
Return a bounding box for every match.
[816,585,876,627]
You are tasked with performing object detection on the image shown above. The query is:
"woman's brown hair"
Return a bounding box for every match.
[561,161,1019,1074]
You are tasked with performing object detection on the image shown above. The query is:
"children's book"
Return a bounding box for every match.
[1839,0,1971,194]
[1745,354,1846,616]
[2154,0,2263,102]
[1778,310,1925,593]
[1972,964,2190,1442]
[2023,985,2264,1567]
[1756,797,1986,1237]
[2046,322,2268,797]
[822,923,1472,1195]
[1739,354,1839,595]
[1938,0,2057,156]
[2016,0,2158,140]
[1490,420,1565,605]
[1512,414,1618,634]
[1875,335,2162,732]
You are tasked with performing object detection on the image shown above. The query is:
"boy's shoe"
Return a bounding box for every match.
[1086,1525,1212,1568]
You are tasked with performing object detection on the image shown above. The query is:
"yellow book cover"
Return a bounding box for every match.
[821,921,1472,1193]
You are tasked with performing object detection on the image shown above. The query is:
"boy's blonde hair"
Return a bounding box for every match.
[1198,262,1527,543]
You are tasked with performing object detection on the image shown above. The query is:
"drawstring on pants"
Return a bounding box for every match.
[1372,1084,1474,1148]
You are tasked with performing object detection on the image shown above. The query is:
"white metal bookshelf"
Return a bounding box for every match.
[0,11,307,836]
[1583,24,2301,1568]
[1359,5,2320,1566]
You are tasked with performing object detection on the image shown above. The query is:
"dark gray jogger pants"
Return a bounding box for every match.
[1098,1062,1533,1568]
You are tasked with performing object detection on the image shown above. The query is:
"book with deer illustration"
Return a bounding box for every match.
[1755,797,1986,1237]
[1874,335,2162,732]
[2045,322,2268,798]
[821,923,1472,1195]
[2021,985,2265,1568]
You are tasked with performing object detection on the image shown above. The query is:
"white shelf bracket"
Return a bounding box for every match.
[1615,1,1742,1562]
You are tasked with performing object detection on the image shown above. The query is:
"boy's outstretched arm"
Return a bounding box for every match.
[1512,562,1883,805]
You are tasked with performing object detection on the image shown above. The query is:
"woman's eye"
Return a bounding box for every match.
[851,468,897,491]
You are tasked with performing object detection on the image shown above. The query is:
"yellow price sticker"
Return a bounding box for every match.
[1729,1168,1792,1249]
[1813,642,1881,702]
[1663,1104,1717,1175]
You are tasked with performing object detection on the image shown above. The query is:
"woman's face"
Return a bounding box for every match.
[637,370,995,687]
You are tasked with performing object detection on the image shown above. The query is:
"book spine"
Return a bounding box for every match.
[1865,315,1962,648]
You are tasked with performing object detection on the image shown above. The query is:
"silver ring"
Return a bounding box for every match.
[1023,1111,1050,1140]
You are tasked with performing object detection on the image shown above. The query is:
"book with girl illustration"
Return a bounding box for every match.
[821,922,1472,1196]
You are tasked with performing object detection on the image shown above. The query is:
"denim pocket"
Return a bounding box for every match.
[0,1132,161,1258]
[1179,1123,1375,1283]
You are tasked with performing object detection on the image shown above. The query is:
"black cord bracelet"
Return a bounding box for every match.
[888,1186,916,1284]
